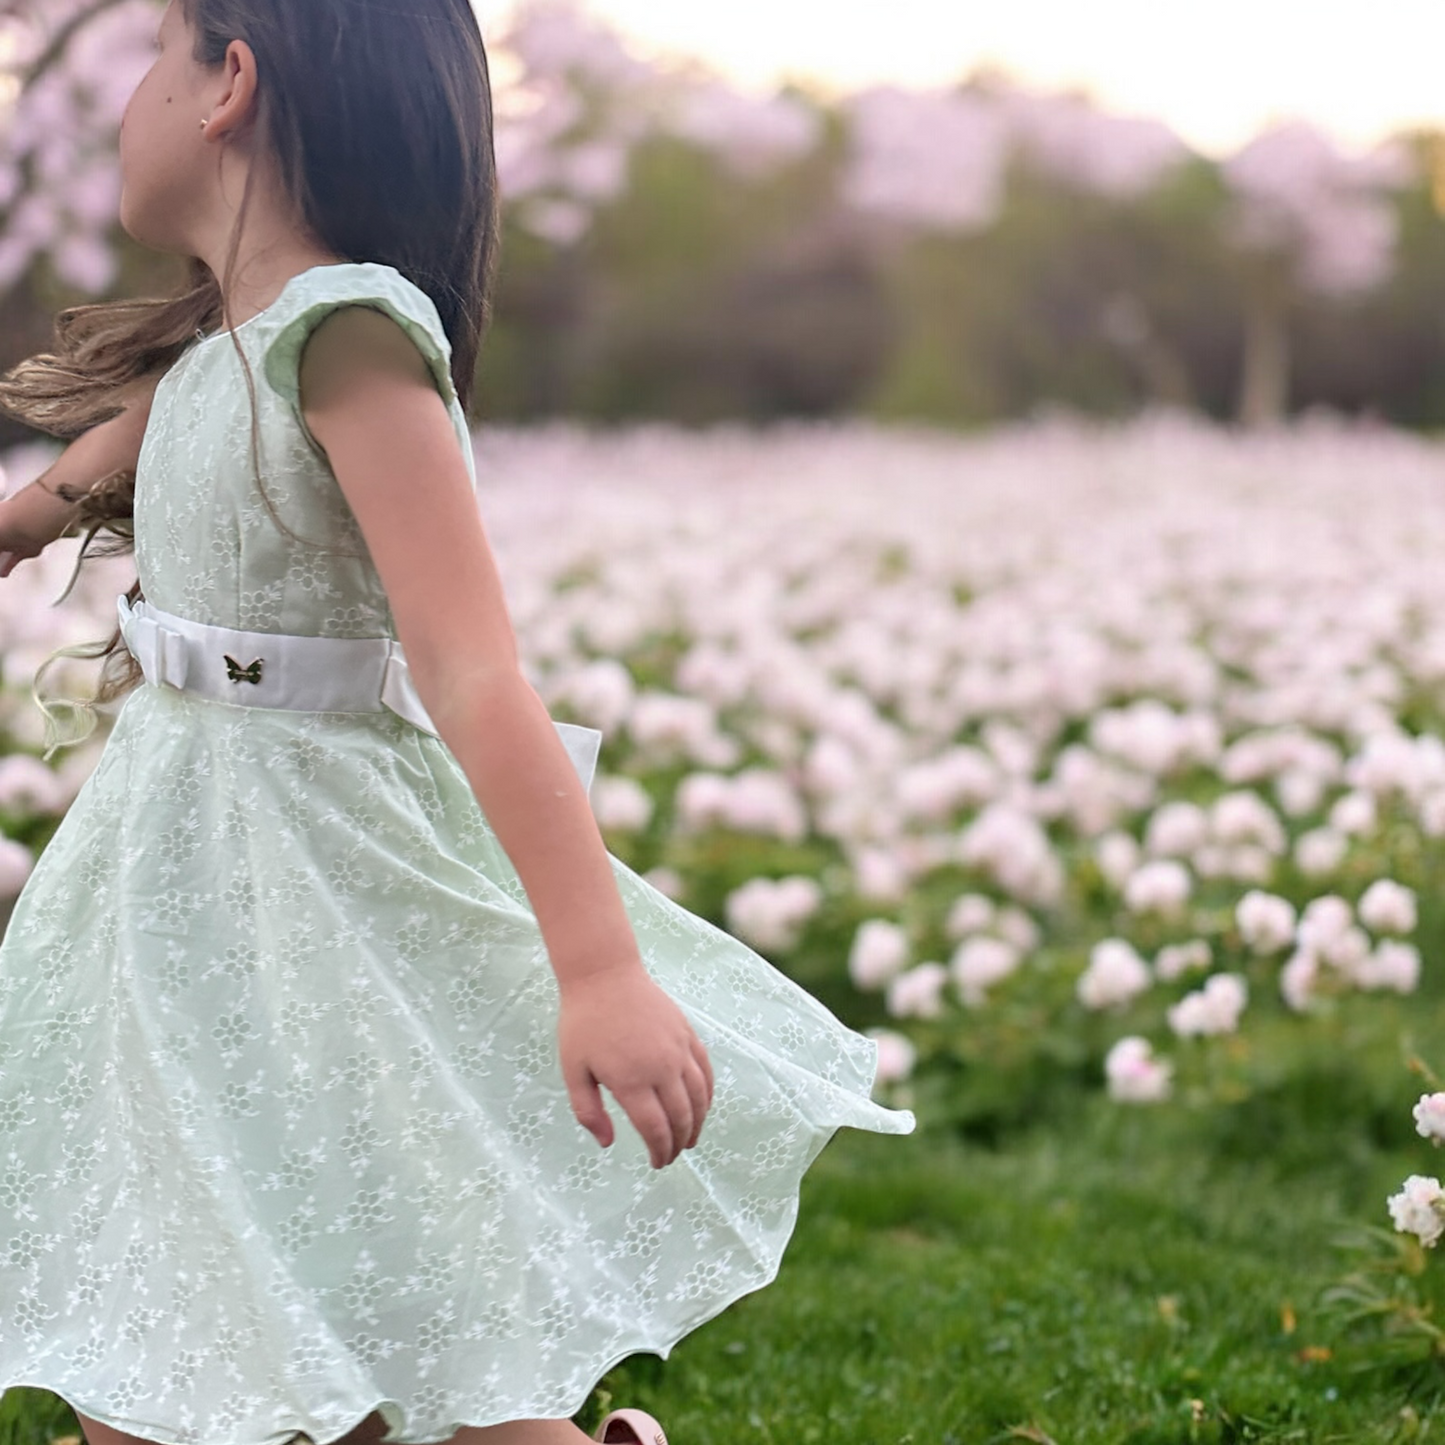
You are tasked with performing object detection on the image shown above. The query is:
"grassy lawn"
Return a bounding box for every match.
[596,1004,1445,1444]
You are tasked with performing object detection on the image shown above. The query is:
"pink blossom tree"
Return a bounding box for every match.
[1221,120,1415,427]
[0,0,153,293]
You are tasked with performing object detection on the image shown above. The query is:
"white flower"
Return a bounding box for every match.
[0,753,68,814]
[1077,939,1152,1010]
[886,962,950,1019]
[1280,949,1319,1012]
[1095,831,1141,889]
[1236,890,1297,954]
[1319,925,1372,977]
[1211,790,1286,852]
[854,843,910,902]
[1275,767,1326,816]
[1104,1035,1173,1103]
[1295,827,1347,876]
[1297,894,1353,953]
[1387,1174,1445,1248]
[945,892,996,940]
[590,774,655,832]
[848,919,910,990]
[1122,859,1193,918]
[1353,940,1421,994]
[1167,973,1248,1037]
[642,866,686,901]
[1154,939,1212,982]
[994,904,1041,953]
[0,838,35,900]
[949,936,1022,1007]
[1144,801,1209,858]
[1222,844,1274,883]
[1357,879,1417,936]
[1330,790,1378,837]
[869,1028,917,1086]
[956,803,1065,906]
[724,874,824,951]
[1413,1092,1445,1145]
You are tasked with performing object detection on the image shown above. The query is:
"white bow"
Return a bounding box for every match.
[117,594,190,689]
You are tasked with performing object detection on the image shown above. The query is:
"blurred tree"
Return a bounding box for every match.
[1221,121,1414,428]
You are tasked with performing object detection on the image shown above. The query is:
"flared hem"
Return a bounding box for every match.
[1,1116,864,1445]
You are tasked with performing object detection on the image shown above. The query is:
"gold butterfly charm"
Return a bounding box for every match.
[223,653,264,684]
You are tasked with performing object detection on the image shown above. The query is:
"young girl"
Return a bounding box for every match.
[0,3,916,1444]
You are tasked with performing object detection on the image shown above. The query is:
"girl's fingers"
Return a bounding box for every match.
[621,1088,673,1169]
[652,1073,697,1164]
[691,1034,714,1110]
[683,1059,709,1148]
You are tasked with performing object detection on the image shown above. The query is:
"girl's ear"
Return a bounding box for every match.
[206,38,262,141]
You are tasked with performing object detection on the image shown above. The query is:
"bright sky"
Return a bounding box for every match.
[476,0,1445,159]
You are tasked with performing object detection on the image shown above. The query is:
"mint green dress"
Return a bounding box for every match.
[0,263,916,1445]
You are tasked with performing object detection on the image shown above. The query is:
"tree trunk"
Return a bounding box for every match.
[1237,290,1290,428]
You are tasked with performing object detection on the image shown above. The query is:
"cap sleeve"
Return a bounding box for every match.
[262,263,460,457]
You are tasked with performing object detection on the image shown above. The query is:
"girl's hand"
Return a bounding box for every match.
[0,494,57,577]
[557,961,714,1169]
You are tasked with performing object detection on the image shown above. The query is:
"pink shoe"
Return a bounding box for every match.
[591,1408,669,1445]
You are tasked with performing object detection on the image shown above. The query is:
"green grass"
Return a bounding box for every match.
[593,1041,1445,1443]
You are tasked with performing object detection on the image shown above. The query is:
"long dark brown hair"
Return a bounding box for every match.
[0,0,501,758]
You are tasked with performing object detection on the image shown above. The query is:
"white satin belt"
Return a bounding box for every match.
[116,593,602,794]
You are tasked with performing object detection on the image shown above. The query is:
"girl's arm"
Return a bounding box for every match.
[1,372,163,560]
[298,306,712,1169]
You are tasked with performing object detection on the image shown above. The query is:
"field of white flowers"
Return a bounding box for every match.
[3,408,1445,1258]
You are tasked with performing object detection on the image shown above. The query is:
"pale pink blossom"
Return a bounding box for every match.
[1295,827,1348,876]
[1236,890,1296,954]
[994,905,1041,954]
[588,774,653,832]
[1413,1093,1445,1145]
[1143,800,1209,858]
[1353,940,1421,994]
[0,837,35,898]
[1122,858,1193,917]
[945,892,997,940]
[1279,952,1317,1014]
[1297,895,1354,954]
[849,919,910,990]
[852,844,910,903]
[869,1029,917,1086]
[949,936,1022,1007]
[1095,831,1141,889]
[1077,939,1152,1010]
[956,803,1064,906]
[0,753,68,814]
[1167,973,1248,1037]
[1105,1036,1173,1104]
[1210,790,1286,853]
[724,875,823,952]
[1329,791,1378,837]
[642,866,686,901]
[1387,1175,1444,1248]
[1154,939,1212,982]
[887,962,950,1020]
[1357,879,1417,936]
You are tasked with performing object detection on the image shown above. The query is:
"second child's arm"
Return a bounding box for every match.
[0,372,163,574]
[298,306,713,1170]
